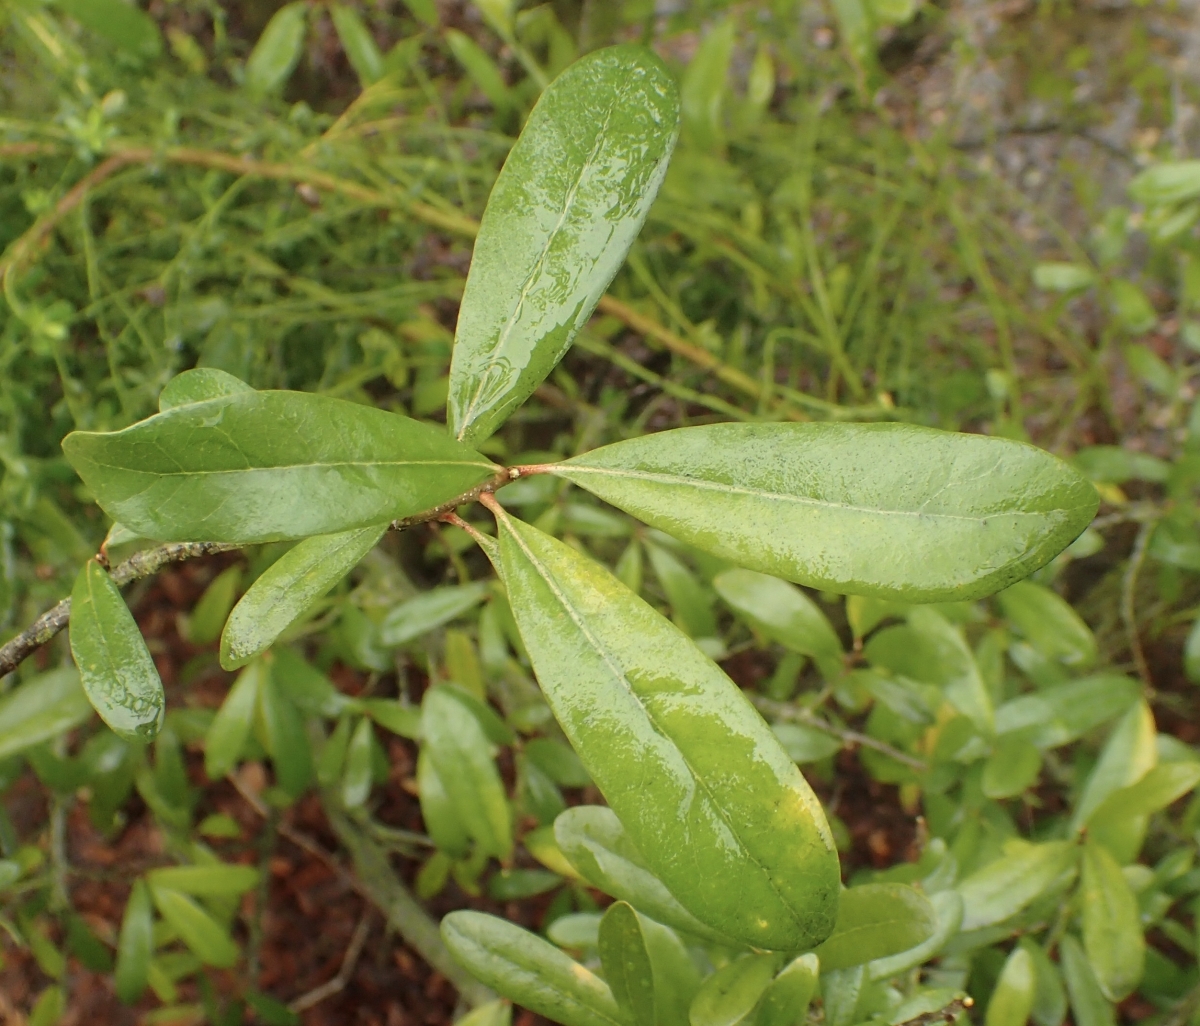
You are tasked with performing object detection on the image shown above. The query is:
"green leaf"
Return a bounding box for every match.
[379,582,490,648]
[273,647,354,717]
[1073,446,1169,485]
[985,947,1035,1026]
[146,865,260,897]
[221,525,385,669]
[1081,841,1144,1001]
[689,954,780,1026]
[1110,283,1157,334]
[448,45,680,444]
[114,879,153,1004]
[982,735,1041,799]
[69,559,165,743]
[997,581,1096,668]
[713,569,842,676]
[186,565,241,646]
[245,2,307,96]
[554,423,1098,603]
[1123,343,1173,392]
[258,673,314,798]
[455,1001,511,1026]
[63,391,496,544]
[331,5,384,86]
[525,738,590,787]
[822,967,864,1026]
[159,368,252,412]
[204,661,264,779]
[599,903,655,1026]
[418,748,471,858]
[55,0,161,58]
[815,884,937,971]
[772,723,842,764]
[1033,263,1095,293]
[495,511,839,952]
[641,918,701,1026]
[27,986,65,1026]
[1059,935,1115,1026]
[363,699,421,739]
[554,806,732,945]
[445,30,513,112]
[1019,939,1067,1026]
[488,868,560,900]
[754,954,818,1026]
[1185,617,1200,684]
[1129,161,1200,205]
[400,0,438,27]
[645,542,717,639]
[680,18,735,150]
[1090,761,1200,823]
[956,840,1079,930]
[868,890,963,981]
[442,911,626,1026]
[150,886,239,968]
[422,686,512,859]
[1071,700,1157,831]
[341,716,375,808]
[0,668,92,761]
[994,675,1139,749]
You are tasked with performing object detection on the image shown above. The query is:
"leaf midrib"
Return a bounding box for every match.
[79,456,496,479]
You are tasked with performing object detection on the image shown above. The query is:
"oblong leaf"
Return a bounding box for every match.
[599,903,655,1026]
[69,559,164,743]
[689,955,780,1026]
[448,44,680,444]
[221,524,386,669]
[204,661,264,780]
[957,841,1078,931]
[245,1,307,96]
[986,948,1035,1026]
[418,748,471,858]
[868,890,963,981]
[1071,701,1157,831]
[56,0,161,58]
[146,865,260,897]
[150,886,238,968]
[63,391,497,544]
[815,884,936,971]
[114,879,153,1004]
[159,368,253,412]
[994,675,1139,750]
[331,4,384,86]
[553,423,1098,602]
[754,954,818,1026]
[379,582,490,648]
[1081,841,1144,1001]
[442,911,626,1026]
[495,511,839,951]
[997,581,1096,668]
[0,668,92,761]
[1060,935,1115,1026]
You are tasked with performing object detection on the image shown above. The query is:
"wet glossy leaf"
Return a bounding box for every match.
[555,423,1097,602]
[1060,935,1115,1026]
[146,865,259,897]
[56,0,161,57]
[70,559,164,743]
[982,735,1041,799]
[187,565,241,646]
[1081,841,1144,1001]
[442,911,626,1026]
[418,748,471,858]
[868,890,963,981]
[986,948,1035,1026]
[689,954,779,1026]
[994,675,1139,749]
[599,903,655,1026]
[496,512,839,951]
[205,662,264,780]
[554,806,732,945]
[114,879,153,1004]
[245,2,307,96]
[0,669,91,761]
[331,5,384,86]
[423,687,512,859]
[63,391,496,544]
[815,884,936,971]
[150,886,238,968]
[1071,701,1157,831]
[221,524,385,669]
[713,569,842,676]
[448,45,680,445]
[379,582,490,648]
[754,954,818,1026]
[956,840,1078,930]
[159,368,252,412]
[997,581,1096,668]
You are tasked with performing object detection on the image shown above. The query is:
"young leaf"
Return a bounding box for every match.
[205,661,264,780]
[418,749,472,858]
[598,903,656,1026]
[448,45,680,445]
[956,841,1078,930]
[997,581,1096,668]
[868,890,963,981]
[0,669,92,760]
[159,368,253,412]
[150,886,239,968]
[114,879,153,1004]
[441,911,626,1026]
[754,954,818,1026]
[495,511,839,952]
[63,391,497,544]
[56,0,161,58]
[379,582,490,648]
[422,687,512,859]
[69,559,165,743]
[1059,935,1115,1026]
[1129,161,1200,205]
[245,2,307,97]
[331,5,384,86]
[146,865,260,897]
[221,524,386,669]
[553,423,1098,602]
[1071,700,1157,831]
[986,947,1035,1026]
[1081,841,1144,1001]
[814,884,937,970]
[689,954,780,1026]
[554,806,733,945]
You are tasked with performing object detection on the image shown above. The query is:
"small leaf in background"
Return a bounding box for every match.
[422,686,512,859]
[245,1,307,97]
[1185,617,1200,684]
[616,540,643,594]
[755,953,818,1026]
[525,738,590,787]
[985,947,1035,1026]
[1109,282,1157,334]
[815,884,936,970]
[1081,841,1144,1001]
[27,986,65,1026]
[868,890,964,981]
[1072,446,1169,485]
[0,668,92,761]
[982,735,1041,799]
[1128,160,1200,205]
[362,699,421,739]
[645,541,717,639]
[688,953,779,1026]
[455,1000,512,1026]
[598,902,656,1026]
[994,673,1138,749]
[746,44,775,113]
[771,723,841,764]
[341,716,376,809]
[1033,263,1095,292]
[114,879,153,1004]
[205,661,265,780]
[445,628,486,699]
[245,991,301,1026]
[448,44,680,445]
[56,0,161,58]
[418,748,471,858]
[150,886,239,968]
[997,581,1096,668]
[331,5,384,86]
[445,30,513,113]
[1060,935,1116,1026]
[556,423,1098,603]
[1019,939,1067,1026]
[680,18,735,150]
[442,911,624,1026]
[400,0,438,26]
[273,647,354,717]
[714,569,842,677]
[146,864,259,897]
[1071,700,1157,831]
[956,841,1078,930]
[257,673,314,798]
[70,559,165,743]
[186,565,241,646]
[221,525,384,669]
[487,868,560,901]
[471,0,514,36]
[1123,343,1174,394]
[159,368,253,411]
[380,582,490,648]
[821,966,865,1026]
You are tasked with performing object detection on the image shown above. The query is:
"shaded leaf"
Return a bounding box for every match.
[754,954,818,1026]
[150,887,238,968]
[114,879,153,1004]
[985,948,1035,1026]
[204,662,264,780]
[1081,842,1144,1001]
[956,841,1078,930]
[380,582,490,648]
[598,903,656,1026]
[997,581,1096,668]
[689,954,779,1026]
[815,884,936,971]
[0,669,91,761]
[245,2,307,96]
